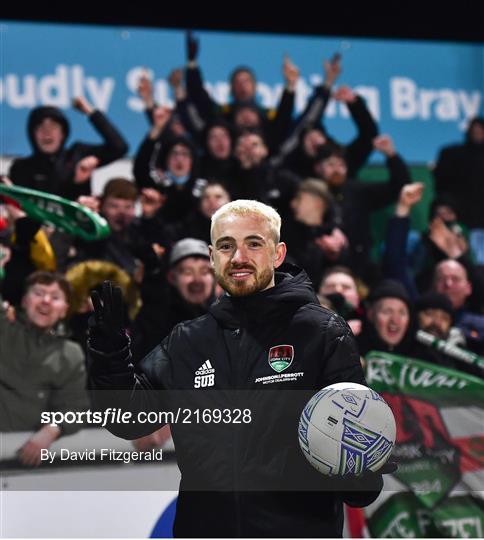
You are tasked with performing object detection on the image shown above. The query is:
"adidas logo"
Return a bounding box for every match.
[194,360,216,388]
[195,360,215,376]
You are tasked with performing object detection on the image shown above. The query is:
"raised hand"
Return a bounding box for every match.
[283,55,300,92]
[138,72,154,109]
[168,68,186,101]
[323,53,342,88]
[395,182,425,217]
[74,156,100,184]
[314,228,348,260]
[0,175,13,186]
[89,281,129,352]
[140,187,166,218]
[77,195,101,214]
[72,96,94,116]
[333,85,357,104]
[3,200,26,223]
[429,217,468,258]
[373,134,396,157]
[168,68,184,89]
[186,31,199,62]
[149,106,172,140]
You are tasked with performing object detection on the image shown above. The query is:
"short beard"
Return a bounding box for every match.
[215,266,274,297]
[327,172,346,187]
[422,324,448,340]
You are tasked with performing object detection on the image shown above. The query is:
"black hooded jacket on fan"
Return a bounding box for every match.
[88,267,381,538]
[9,106,128,200]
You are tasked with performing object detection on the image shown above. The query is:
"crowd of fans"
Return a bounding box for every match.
[1,32,484,464]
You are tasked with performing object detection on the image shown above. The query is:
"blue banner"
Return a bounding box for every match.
[1,21,483,162]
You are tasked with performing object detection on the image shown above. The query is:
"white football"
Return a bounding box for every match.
[298,382,396,476]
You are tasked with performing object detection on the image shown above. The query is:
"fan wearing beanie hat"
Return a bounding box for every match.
[131,238,215,361]
[367,278,412,308]
[358,279,414,355]
[359,281,473,372]
[415,292,455,341]
[411,291,480,371]
[169,238,210,268]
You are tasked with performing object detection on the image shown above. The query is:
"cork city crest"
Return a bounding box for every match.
[268,345,294,373]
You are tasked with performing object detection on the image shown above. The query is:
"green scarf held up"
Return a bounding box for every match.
[0,184,110,241]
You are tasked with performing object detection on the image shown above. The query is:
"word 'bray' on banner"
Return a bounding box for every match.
[1,21,483,161]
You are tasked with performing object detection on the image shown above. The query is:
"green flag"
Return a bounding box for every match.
[364,352,484,538]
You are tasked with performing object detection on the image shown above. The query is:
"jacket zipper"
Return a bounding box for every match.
[231,327,242,537]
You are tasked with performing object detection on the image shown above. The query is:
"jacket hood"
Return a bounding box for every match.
[158,135,197,168]
[209,264,318,329]
[27,106,70,153]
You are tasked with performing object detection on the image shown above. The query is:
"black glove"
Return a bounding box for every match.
[88,280,129,353]
[186,31,199,62]
[335,461,398,507]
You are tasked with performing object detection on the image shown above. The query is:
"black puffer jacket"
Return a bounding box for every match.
[88,266,380,537]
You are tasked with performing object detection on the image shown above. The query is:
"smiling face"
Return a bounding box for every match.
[418,308,452,339]
[170,257,214,305]
[210,213,286,296]
[369,298,410,347]
[22,282,68,330]
[34,118,65,154]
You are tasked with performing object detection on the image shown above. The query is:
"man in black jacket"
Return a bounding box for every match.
[9,98,128,199]
[314,134,410,283]
[72,178,167,278]
[434,117,484,231]
[229,129,300,213]
[133,111,205,223]
[281,179,349,288]
[88,199,390,537]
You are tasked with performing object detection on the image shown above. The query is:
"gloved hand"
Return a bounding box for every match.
[186,31,199,62]
[88,280,129,353]
[335,461,398,507]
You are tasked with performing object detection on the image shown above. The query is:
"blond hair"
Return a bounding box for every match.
[211,199,281,243]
